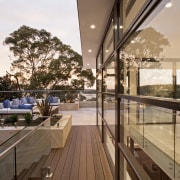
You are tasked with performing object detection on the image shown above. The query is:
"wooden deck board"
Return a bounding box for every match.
[93,126,114,180]
[60,127,78,180]
[90,126,105,180]
[69,127,82,180]
[50,148,63,175]
[52,126,77,180]
[86,126,96,180]
[78,127,87,180]
[18,126,113,180]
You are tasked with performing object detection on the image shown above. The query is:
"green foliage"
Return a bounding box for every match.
[24,113,32,125]
[4,25,95,91]
[4,114,18,124]
[65,92,78,103]
[0,75,20,101]
[36,96,53,116]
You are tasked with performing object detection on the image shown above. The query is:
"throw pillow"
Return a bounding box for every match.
[0,103,4,109]
[53,97,59,103]
[29,97,35,104]
[48,96,54,103]
[12,98,20,105]
[20,97,27,104]
[3,99,10,108]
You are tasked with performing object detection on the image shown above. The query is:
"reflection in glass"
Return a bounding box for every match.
[103,59,115,93]
[103,94,115,137]
[104,127,115,166]
[119,150,138,180]
[103,19,114,62]
[120,99,177,179]
[119,0,180,99]
[121,0,147,34]
[97,50,102,69]
[98,113,102,135]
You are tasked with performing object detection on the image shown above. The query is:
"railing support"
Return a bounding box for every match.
[14,147,17,180]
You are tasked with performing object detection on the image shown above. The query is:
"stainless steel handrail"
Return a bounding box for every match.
[0,117,50,160]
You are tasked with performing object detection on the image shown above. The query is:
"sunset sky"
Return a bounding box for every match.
[0,0,81,76]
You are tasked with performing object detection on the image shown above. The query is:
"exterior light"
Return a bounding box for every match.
[87,63,90,66]
[88,49,92,53]
[131,40,135,43]
[165,2,172,8]
[120,25,123,29]
[90,24,96,29]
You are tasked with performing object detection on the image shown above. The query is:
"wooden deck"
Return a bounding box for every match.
[18,126,113,180]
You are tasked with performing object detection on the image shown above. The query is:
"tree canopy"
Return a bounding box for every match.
[4,25,95,90]
[121,27,170,68]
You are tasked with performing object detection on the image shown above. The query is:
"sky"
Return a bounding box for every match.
[0,0,81,76]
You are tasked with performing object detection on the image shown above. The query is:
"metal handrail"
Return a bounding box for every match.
[0,126,26,147]
[0,117,50,160]
[119,94,180,111]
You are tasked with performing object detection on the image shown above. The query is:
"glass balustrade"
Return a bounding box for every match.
[0,89,96,179]
[121,98,179,179]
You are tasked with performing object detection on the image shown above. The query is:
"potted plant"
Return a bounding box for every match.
[36,96,53,116]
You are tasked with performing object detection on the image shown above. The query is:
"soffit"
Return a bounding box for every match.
[77,0,115,68]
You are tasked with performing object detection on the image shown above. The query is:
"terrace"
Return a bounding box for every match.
[0,90,113,180]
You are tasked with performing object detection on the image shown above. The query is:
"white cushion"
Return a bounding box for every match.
[12,98,20,105]
[29,97,35,104]
[21,97,27,104]
[0,103,4,109]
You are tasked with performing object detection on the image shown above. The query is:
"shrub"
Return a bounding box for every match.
[24,113,32,125]
[4,114,18,124]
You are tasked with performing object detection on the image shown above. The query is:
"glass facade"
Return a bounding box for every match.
[103,18,114,62]
[96,0,180,179]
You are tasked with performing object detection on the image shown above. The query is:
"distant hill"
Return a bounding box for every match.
[139,84,180,98]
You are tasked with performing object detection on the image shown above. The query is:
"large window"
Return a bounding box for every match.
[119,1,180,179]
[120,0,149,36]
[120,0,180,99]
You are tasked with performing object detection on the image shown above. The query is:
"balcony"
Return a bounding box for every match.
[0,90,113,180]
[17,125,113,180]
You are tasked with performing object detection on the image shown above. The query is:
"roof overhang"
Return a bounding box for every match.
[77,0,115,68]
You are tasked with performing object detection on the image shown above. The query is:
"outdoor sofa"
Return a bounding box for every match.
[0,96,60,119]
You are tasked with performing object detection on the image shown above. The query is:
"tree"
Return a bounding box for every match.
[0,75,20,101]
[4,25,95,90]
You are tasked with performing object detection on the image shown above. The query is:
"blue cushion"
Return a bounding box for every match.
[48,96,54,103]
[53,97,59,103]
[18,104,33,109]
[3,99,10,108]
[26,97,30,103]
[10,105,19,109]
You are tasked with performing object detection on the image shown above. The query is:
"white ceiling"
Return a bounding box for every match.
[77,0,115,68]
